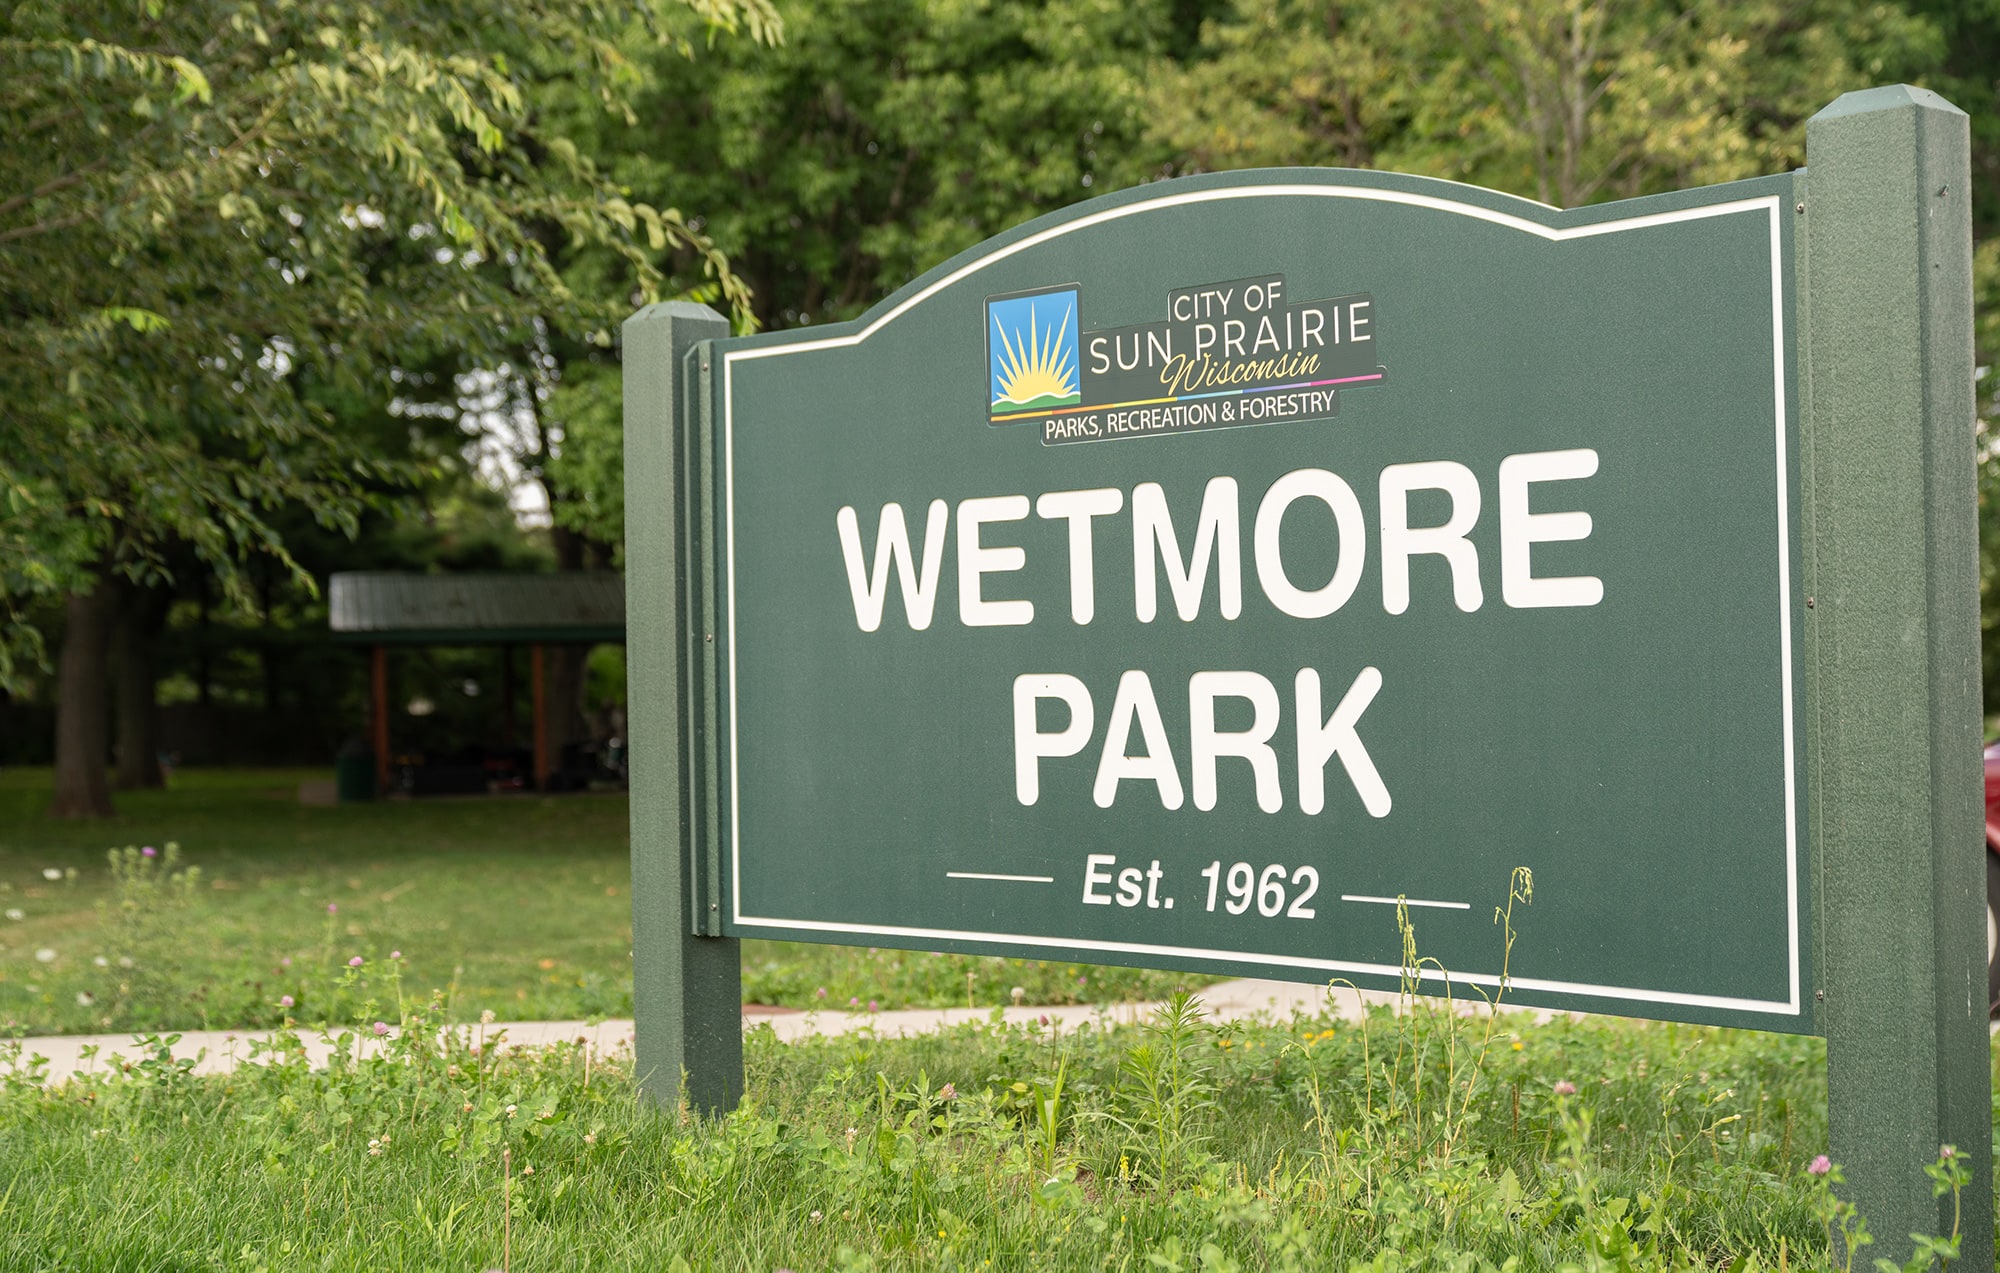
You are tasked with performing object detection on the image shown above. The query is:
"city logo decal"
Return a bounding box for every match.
[988,288,1081,417]
[983,273,1385,446]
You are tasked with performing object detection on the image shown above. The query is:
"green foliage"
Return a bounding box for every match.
[0,0,777,689]
[1151,0,1942,204]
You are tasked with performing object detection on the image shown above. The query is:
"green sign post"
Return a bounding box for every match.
[625,85,1983,1261]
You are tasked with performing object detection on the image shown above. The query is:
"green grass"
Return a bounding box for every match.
[0,768,1206,1034]
[0,989,1893,1271]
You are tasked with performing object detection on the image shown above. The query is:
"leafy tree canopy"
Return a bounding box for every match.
[0,0,777,692]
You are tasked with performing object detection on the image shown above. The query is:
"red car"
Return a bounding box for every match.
[1986,744,2000,1013]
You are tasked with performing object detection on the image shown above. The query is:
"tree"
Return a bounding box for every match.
[1150,0,1943,202]
[528,0,1193,556]
[1,0,775,813]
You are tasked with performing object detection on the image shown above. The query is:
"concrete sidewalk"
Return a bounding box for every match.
[4,978,1427,1083]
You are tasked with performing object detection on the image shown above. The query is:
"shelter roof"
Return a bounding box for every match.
[328,572,625,645]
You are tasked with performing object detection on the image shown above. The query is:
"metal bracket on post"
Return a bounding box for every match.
[623,301,742,1116]
[1804,85,1989,1267]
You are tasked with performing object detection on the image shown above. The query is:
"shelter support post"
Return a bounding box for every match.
[370,644,390,795]
[531,644,549,790]
[623,301,741,1115]
[1805,86,1990,1267]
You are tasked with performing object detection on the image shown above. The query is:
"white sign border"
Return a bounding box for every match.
[718,183,1800,1019]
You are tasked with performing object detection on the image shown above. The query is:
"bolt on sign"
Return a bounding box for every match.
[626,87,1985,1264]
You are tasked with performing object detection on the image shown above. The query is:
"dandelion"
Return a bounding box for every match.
[41,868,61,881]
[372,1022,389,1037]
[1510,1039,1524,1051]
[348,956,364,968]
[1553,1080,1577,1096]
[1808,1155,1832,1176]
[140,846,156,858]
[34,948,55,963]
[480,1009,496,1024]
[93,955,109,968]
[279,996,295,1009]
[1010,986,1026,1004]
[939,1083,957,1101]
[4,909,22,921]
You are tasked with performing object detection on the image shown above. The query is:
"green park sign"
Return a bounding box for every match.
[626,86,1985,1262]
[723,176,1801,1023]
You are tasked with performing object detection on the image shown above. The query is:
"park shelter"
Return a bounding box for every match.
[328,572,625,792]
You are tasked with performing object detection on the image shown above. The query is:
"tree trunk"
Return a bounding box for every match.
[112,579,165,790]
[51,583,116,817]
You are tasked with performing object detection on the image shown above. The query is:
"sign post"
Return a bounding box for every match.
[624,87,1987,1264]
[625,301,742,1115]
[1804,86,1986,1261]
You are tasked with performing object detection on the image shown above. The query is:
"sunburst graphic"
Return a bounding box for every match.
[989,291,1080,414]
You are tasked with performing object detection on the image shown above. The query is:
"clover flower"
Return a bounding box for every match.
[389,950,401,960]
[41,868,61,881]
[279,996,295,1009]
[92,955,109,968]
[480,1009,496,1024]
[327,903,337,914]
[34,948,55,963]
[4,909,22,922]
[372,1022,389,1037]
[1808,1155,1831,1176]
[939,1083,957,1101]
[349,956,364,968]
[140,847,156,858]
[1553,1080,1577,1096]
[867,999,879,1012]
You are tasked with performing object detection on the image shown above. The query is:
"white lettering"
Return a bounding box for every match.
[1012,673,1093,805]
[1253,468,1365,619]
[835,500,948,632]
[1134,478,1242,623]
[1379,461,1483,614]
[1189,671,1282,813]
[1499,449,1603,608]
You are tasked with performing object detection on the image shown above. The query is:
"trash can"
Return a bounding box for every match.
[335,738,376,803]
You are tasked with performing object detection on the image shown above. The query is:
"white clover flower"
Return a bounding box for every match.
[480,1009,496,1024]
[92,956,109,968]
[75,992,94,1007]
[117,956,133,969]
[34,948,56,963]
[41,868,62,881]
[4,909,22,922]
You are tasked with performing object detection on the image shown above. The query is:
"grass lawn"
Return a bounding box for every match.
[0,988,1882,1271]
[0,768,1207,1035]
